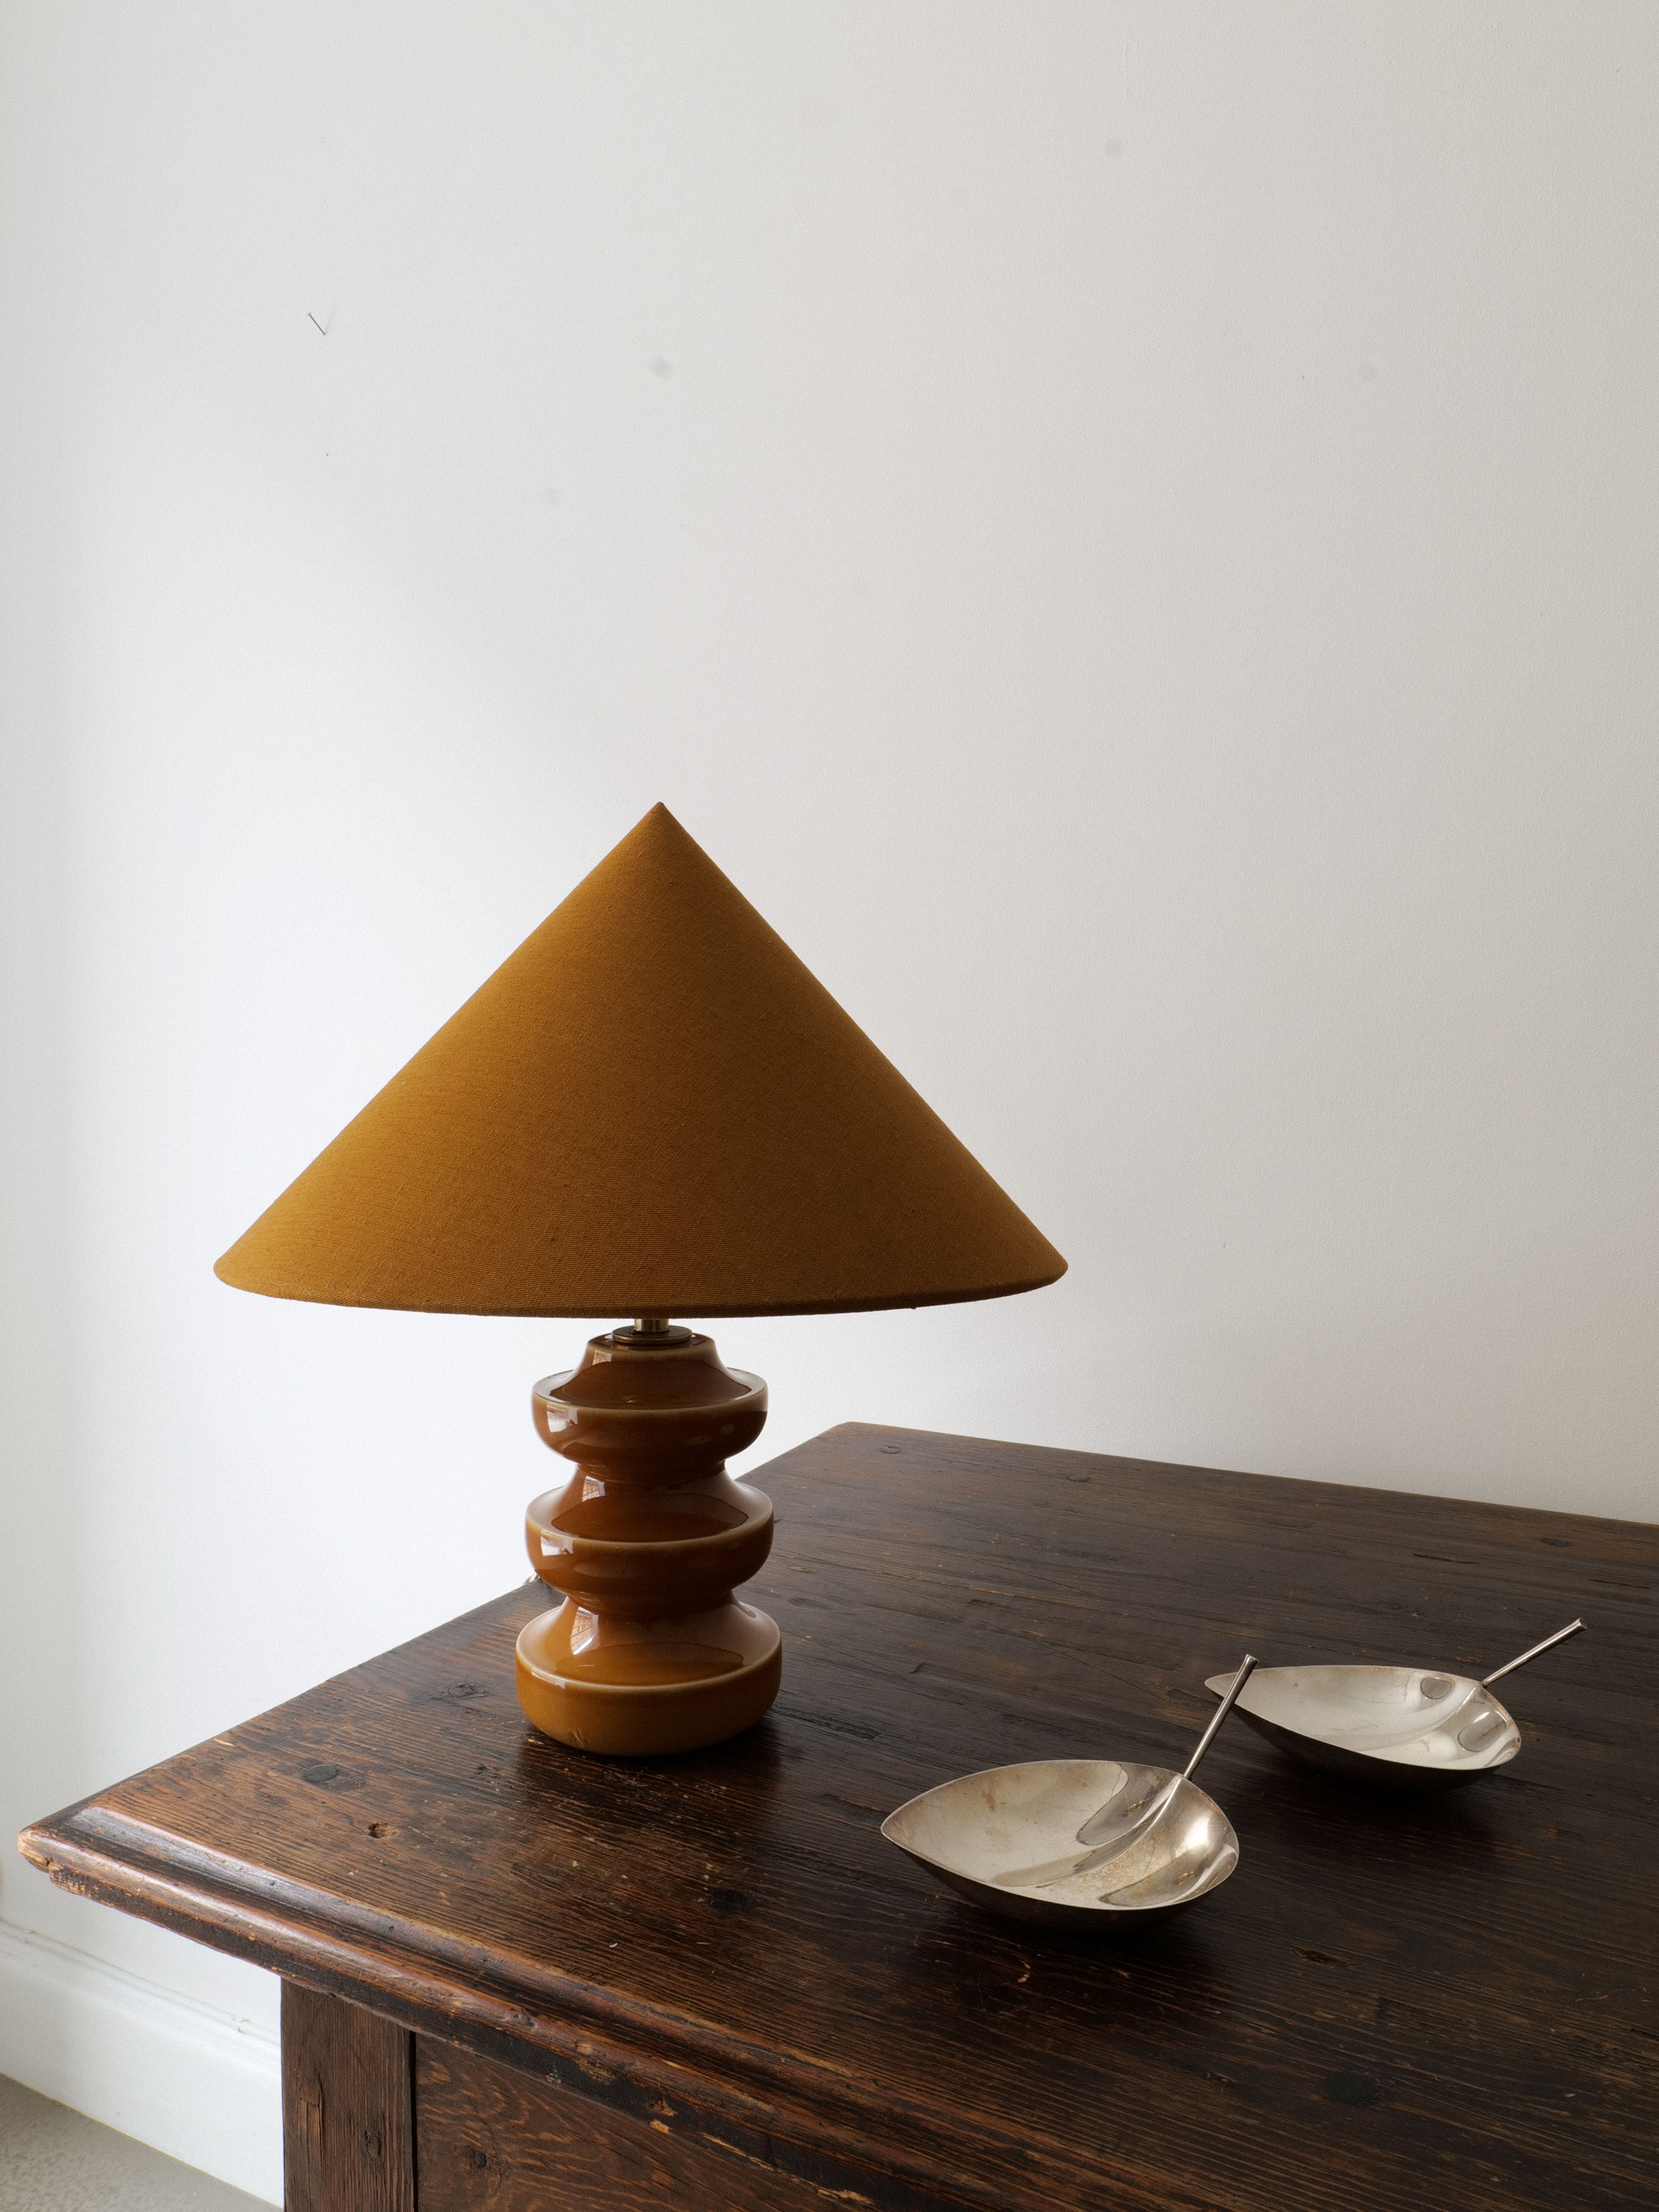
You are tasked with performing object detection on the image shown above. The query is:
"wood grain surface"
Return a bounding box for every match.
[414,2031,829,2211]
[20,1423,1659,2212]
[281,1980,414,2212]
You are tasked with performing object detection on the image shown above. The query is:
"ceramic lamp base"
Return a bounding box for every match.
[516,1603,783,1756]
[515,1326,783,1757]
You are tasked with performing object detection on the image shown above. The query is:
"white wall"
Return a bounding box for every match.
[3,4,1656,2197]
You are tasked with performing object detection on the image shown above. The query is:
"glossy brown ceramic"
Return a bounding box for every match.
[515,1328,782,1754]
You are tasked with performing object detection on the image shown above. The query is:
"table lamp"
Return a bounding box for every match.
[216,806,1065,1755]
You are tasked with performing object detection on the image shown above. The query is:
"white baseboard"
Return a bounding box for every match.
[0,1917,283,2203]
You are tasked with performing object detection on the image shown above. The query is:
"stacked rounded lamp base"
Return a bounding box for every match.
[515,1326,784,1755]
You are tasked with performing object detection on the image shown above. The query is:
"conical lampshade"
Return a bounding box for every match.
[216,805,1065,1319]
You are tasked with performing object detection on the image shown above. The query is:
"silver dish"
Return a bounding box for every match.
[882,1758,1240,1929]
[1203,1619,1584,1790]
[882,1652,1257,1930]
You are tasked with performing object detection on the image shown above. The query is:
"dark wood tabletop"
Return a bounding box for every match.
[20,1424,1659,2212]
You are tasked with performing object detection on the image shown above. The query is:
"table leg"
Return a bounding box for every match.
[281,1982,415,2212]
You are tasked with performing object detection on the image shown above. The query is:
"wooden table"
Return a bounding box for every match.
[20,1425,1659,2211]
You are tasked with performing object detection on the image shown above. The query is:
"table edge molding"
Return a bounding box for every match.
[18,1804,1212,2212]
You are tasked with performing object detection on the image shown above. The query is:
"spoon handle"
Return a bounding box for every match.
[1184,1653,1258,1779]
[1481,1618,1585,1688]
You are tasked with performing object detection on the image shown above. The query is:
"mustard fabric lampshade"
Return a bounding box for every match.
[215,805,1065,1319]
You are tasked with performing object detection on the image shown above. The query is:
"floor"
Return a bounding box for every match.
[0,2078,270,2212]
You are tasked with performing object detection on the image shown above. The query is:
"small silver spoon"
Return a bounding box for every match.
[999,1653,1258,1891]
